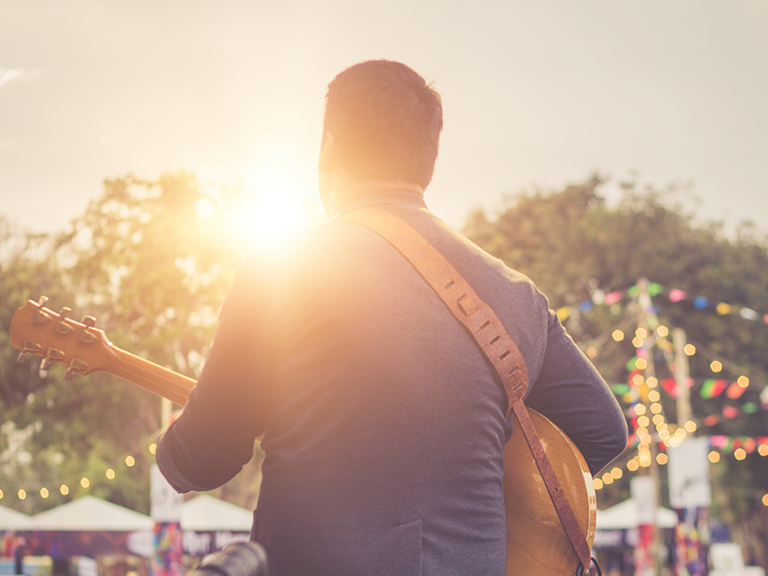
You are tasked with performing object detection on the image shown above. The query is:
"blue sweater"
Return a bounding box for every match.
[157,190,627,576]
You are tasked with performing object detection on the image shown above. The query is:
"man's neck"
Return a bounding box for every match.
[324,178,425,217]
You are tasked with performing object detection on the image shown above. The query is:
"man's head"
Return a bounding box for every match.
[319,60,443,213]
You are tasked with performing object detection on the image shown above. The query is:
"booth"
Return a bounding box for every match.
[0,496,254,576]
[593,498,679,576]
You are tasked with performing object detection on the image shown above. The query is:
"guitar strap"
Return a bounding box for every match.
[340,207,592,575]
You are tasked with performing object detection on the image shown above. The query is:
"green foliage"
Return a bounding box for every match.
[464,174,768,560]
[0,174,260,514]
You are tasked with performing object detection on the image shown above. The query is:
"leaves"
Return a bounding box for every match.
[0,174,259,513]
[464,175,768,559]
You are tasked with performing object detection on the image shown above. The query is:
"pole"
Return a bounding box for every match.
[636,279,660,576]
[673,328,691,428]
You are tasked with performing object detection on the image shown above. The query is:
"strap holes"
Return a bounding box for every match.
[490,336,500,345]
[500,350,511,360]
[444,280,455,289]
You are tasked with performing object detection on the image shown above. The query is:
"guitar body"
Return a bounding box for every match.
[504,409,596,576]
[11,298,596,574]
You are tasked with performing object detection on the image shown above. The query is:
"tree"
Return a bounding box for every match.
[0,174,280,514]
[464,175,768,566]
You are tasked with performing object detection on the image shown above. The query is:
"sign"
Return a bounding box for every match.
[668,438,712,509]
[631,476,656,525]
[150,465,182,522]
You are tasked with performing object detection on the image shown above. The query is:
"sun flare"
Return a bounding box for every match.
[197,159,320,250]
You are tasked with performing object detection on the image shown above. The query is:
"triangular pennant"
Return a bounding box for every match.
[722,405,740,419]
[725,381,747,399]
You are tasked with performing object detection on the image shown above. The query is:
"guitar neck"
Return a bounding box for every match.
[108,346,195,406]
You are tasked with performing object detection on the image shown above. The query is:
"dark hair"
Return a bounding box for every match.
[323,60,443,188]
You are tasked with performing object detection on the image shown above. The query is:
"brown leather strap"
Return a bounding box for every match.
[341,207,592,573]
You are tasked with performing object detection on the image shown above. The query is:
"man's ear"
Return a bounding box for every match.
[318,132,336,173]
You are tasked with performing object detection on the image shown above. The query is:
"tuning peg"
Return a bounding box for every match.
[18,339,42,362]
[82,316,96,327]
[56,307,75,335]
[37,295,49,308]
[64,368,75,381]
[39,358,51,377]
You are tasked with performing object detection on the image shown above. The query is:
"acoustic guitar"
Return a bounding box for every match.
[10,297,596,576]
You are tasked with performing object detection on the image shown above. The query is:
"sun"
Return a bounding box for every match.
[238,164,313,246]
[198,159,320,250]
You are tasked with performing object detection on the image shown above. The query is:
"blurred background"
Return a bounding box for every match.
[2,2,767,576]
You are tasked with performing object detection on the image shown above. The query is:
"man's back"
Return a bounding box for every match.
[158,191,626,576]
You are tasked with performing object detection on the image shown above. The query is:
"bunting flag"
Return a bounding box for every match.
[709,435,768,454]
[555,280,768,327]
[702,402,762,426]
[725,381,747,399]
[700,379,728,399]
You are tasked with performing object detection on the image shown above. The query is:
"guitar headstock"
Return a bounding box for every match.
[10,296,118,380]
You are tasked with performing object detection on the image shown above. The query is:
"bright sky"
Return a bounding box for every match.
[1,0,767,239]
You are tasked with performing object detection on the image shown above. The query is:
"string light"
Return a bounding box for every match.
[636,328,648,339]
[612,330,625,342]
[657,453,668,465]
[594,478,604,490]
[684,344,696,356]
[710,361,723,373]
[734,449,747,461]
[0,438,160,505]
[657,326,669,337]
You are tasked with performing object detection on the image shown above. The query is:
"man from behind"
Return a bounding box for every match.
[157,60,628,576]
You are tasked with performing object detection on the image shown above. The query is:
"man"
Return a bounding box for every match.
[157,60,627,576]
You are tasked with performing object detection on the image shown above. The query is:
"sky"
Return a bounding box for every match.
[1,0,767,240]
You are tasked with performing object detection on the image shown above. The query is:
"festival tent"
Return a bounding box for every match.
[0,504,32,530]
[596,498,678,530]
[30,496,153,531]
[181,495,253,531]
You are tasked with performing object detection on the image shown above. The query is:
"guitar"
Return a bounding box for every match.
[10,297,194,405]
[10,297,596,576]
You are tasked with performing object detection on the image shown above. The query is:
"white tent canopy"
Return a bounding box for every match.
[181,495,253,532]
[30,496,154,531]
[0,504,32,530]
[596,498,678,530]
